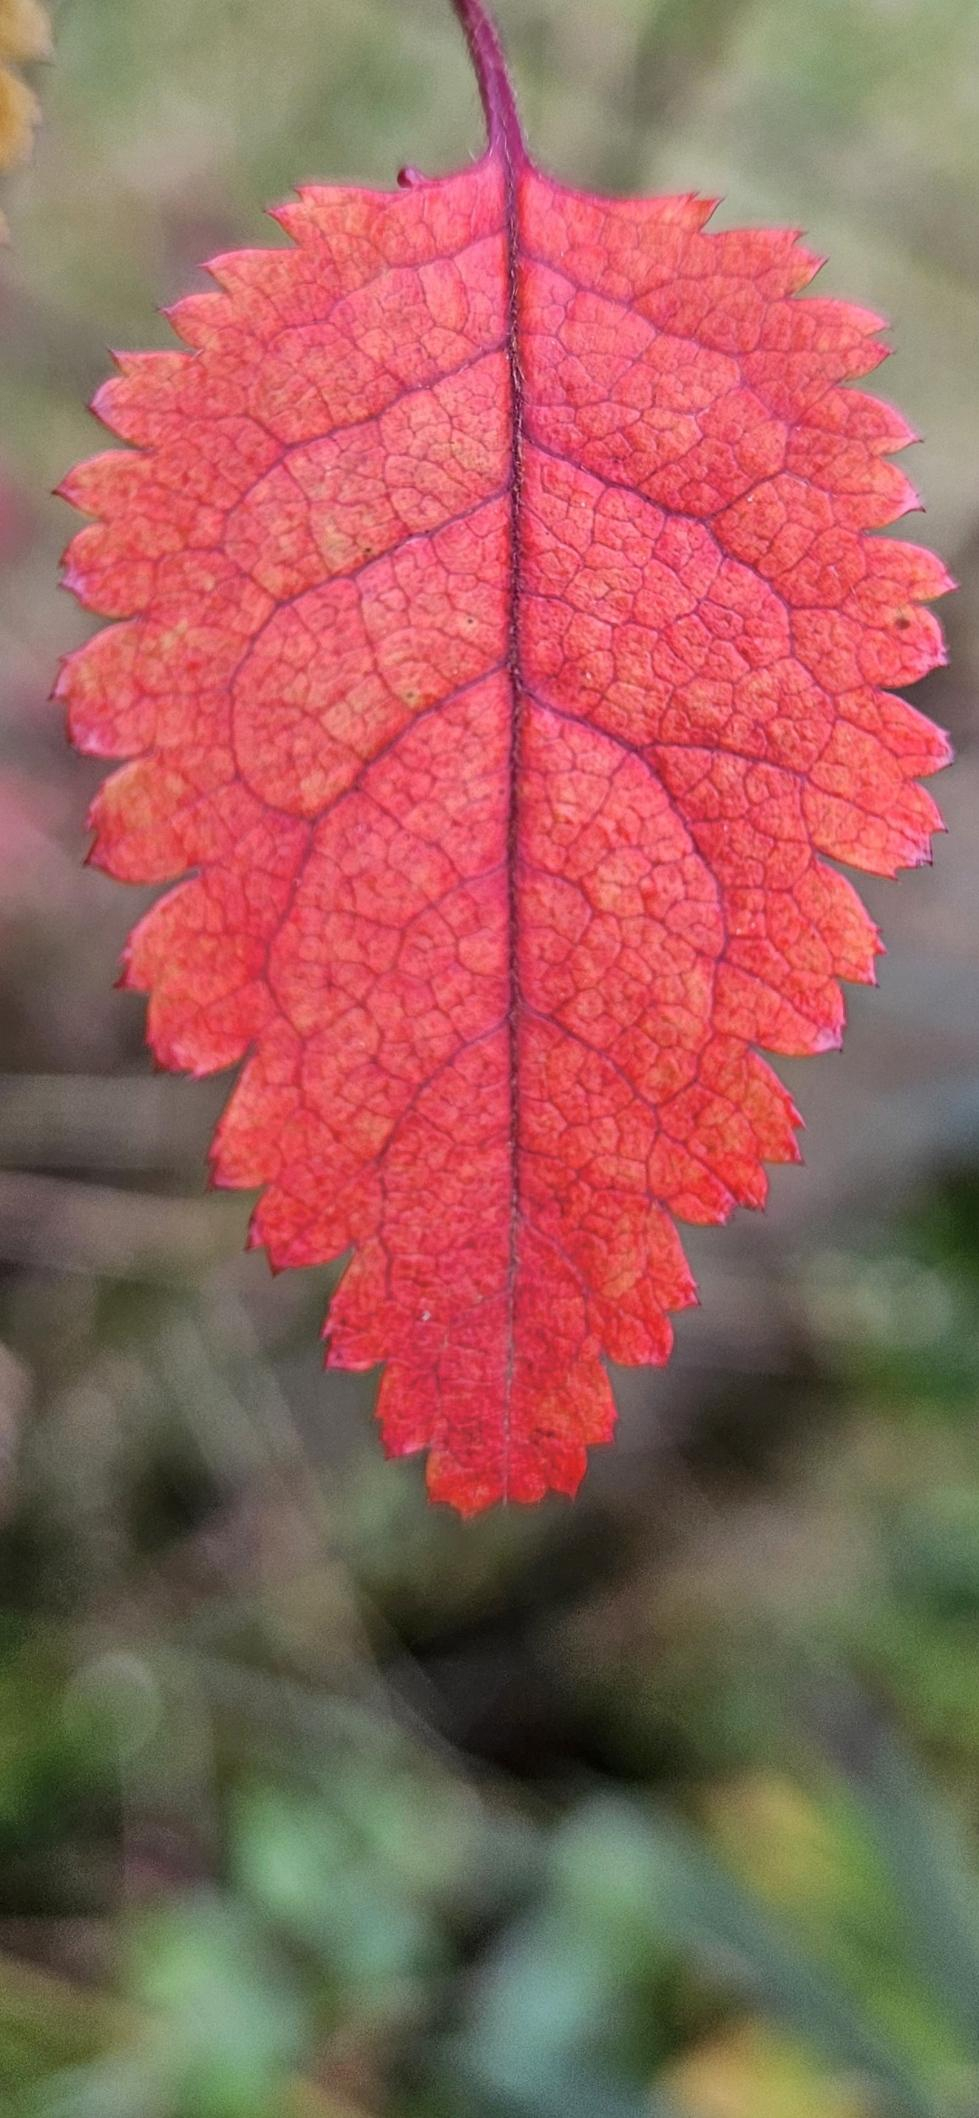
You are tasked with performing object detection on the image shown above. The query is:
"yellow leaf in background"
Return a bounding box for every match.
[668,2020,867,2118]
[0,63,37,166]
[0,0,48,173]
[704,1776,848,1917]
[0,0,51,65]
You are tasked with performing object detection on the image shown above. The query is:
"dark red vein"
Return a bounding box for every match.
[452,0,528,1491]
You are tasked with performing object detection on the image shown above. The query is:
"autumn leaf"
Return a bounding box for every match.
[57,0,951,1514]
[0,0,49,180]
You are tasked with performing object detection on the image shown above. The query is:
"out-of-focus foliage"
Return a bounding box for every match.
[0,0,977,2113]
[0,0,48,185]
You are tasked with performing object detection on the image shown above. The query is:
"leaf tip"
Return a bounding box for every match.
[82,835,111,873]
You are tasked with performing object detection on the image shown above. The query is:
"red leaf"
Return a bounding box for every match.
[58,0,951,1514]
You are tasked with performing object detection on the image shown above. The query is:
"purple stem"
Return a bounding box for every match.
[451,0,526,162]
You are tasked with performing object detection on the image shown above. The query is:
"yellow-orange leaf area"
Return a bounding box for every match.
[0,0,50,198]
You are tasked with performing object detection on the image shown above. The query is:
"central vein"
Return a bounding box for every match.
[451,0,530,1488]
[500,128,525,1483]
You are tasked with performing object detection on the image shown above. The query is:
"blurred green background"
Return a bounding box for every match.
[0,0,977,2111]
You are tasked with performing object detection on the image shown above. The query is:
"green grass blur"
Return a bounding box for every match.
[0,1,978,2112]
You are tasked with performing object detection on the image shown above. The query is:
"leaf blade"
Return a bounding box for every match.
[59,0,950,1513]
